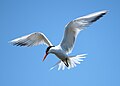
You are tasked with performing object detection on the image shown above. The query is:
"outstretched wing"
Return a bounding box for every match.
[10,32,53,47]
[60,10,108,54]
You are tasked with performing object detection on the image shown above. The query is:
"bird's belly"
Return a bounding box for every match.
[53,50,68,60]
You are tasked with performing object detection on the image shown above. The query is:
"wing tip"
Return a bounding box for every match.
[9,39,28,47]
[91,10,108,23]
[99,10,108,14]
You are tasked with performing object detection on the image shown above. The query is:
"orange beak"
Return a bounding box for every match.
[42,53,48,62]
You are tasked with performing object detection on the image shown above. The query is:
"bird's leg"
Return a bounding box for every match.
[62,58,69,67]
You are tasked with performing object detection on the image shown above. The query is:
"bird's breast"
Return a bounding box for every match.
[51,48,68,60]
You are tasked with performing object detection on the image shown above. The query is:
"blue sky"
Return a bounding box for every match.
[0,0,120,86]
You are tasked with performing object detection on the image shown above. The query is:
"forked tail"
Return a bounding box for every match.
[50,54,87,70]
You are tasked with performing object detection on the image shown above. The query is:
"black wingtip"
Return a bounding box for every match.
[11,42,28,47]
[91,12,107,23]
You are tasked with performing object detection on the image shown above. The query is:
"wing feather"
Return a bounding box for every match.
[60,10,108,54]
[10,32,53,47]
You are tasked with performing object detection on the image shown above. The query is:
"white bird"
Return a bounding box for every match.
[10,10,107,70]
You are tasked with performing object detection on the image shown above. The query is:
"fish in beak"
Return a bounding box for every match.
[42,53,48,61]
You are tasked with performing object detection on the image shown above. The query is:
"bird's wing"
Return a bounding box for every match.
[60,10,107,54]
[10,32,53,47]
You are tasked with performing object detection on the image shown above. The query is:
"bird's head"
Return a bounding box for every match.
[42,46,55,61]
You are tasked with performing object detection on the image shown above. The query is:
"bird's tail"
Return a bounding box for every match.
[50,54,87,70]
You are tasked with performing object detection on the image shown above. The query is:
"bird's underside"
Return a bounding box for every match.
[10,10,108,70]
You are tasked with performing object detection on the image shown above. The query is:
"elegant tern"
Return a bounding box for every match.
[10,10,108,70]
